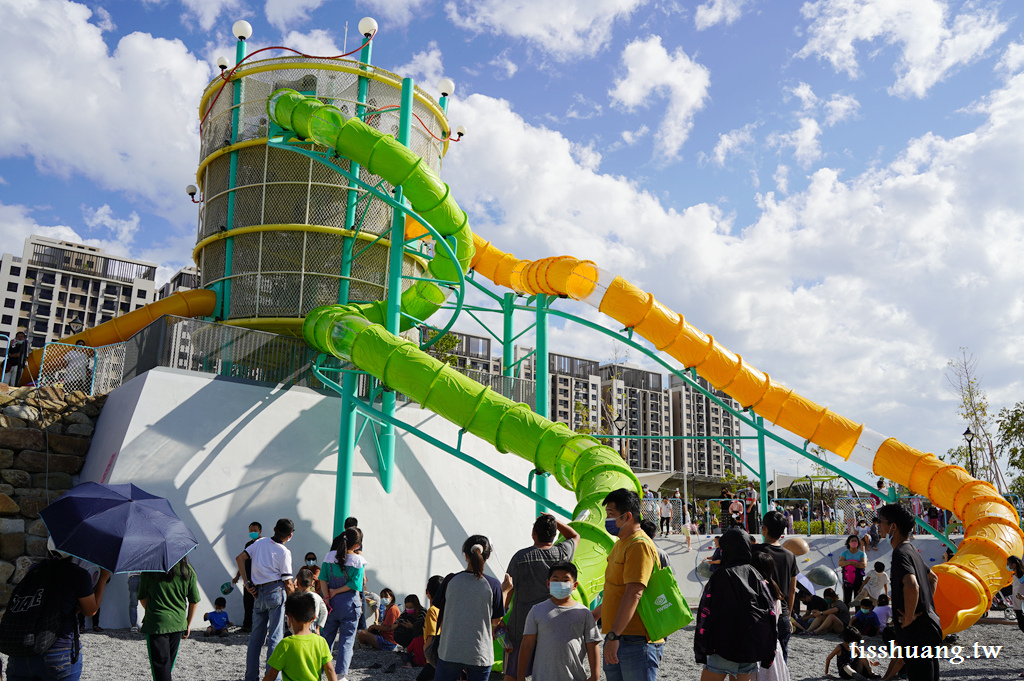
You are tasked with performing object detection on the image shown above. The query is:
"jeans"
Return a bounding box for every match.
[243,587,254,629]
[434,658,490,681]
[245,582,286,681]
[778,611,792,662]
[322,590,361,677]
[127,574,141,628]
[603,635,663,681]
[7,648,82,680]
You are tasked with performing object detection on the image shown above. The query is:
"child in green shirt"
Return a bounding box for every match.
[264,593,337,681]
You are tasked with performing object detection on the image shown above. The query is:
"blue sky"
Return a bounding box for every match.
[1,0,1023,484]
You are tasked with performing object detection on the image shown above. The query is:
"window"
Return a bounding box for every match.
[101,314,112,323]
[3,299,12,309]
[18,317,28,329]
[6,283,17,292]
[33,321,47,333]
[120,303,129,313]
[87,313,96,324]
[1,315,10,326]
[9,267,19,277]
[136,289,147,299]
[60,275,69,285]
[23,286,33,296]
[36,305,50,316]
[31,337,44,348]
[135,304,144,310]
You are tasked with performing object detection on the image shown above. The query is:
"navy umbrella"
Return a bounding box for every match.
[40,482,198,573]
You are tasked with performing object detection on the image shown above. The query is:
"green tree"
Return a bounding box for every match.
[996,401,1024,498]
[423,330,460,368]
[944,348,1005,487]
[573,399,596,434]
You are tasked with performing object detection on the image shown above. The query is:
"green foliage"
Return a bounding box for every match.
[997,401,1024,470]
[1009,475,1024,501]
[573,399,597,435]
[424,330,459,368]
[793,520,843,535]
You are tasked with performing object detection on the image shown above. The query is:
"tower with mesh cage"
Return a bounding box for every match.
[192,43,451,337]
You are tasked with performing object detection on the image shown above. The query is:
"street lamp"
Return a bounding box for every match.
[68,315,84,335]
[613,414,626,460]
[963,427,975,478]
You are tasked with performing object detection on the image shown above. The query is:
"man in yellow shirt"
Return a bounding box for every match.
[595,488,663,681]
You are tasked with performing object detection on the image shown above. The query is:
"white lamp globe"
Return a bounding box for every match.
[437,78,455,98]
[358,17,378,37]
[186,184,198,197]
[455,125,467,137]
[216,56,230,70]
[232,20,253,40]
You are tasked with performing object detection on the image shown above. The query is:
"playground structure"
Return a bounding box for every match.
[41,19,1020,636]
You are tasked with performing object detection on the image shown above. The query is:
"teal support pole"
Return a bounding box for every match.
[334,371,358,534]
[534,294,550,514]
[219,37,247,320]
[439,95,449,116]
[758,415,768,519]
[377,77,414,494]
[502,293,514,377]
[338,38,373,304]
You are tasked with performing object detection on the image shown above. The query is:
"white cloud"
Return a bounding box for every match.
[391,41,445,91]
[709,123,756,166]
[359,0,432,25]
[94,5,114,32]
[773,164,789,193]
[996,41,1024,76]
[571,141,602,172]
[489,50,518,79]
[768,118,822,168]
[177,0,241,31]
[824,93,860,125]
[609,36,711,163]
[790,81,818,111]
[281,29,342,56]
[798,0,1007,98]
[621,125,650,145]
[445,0,647,60]
[82,205,141,244]
[695,0,752,31]
[442,68,1024,469]
[0,0,212,226]
[0,203,82,247]
[266,0,327,30]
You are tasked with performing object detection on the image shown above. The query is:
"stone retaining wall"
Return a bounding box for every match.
[0,385,104,609]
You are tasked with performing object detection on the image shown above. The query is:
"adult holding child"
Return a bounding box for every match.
[502,513,581,681]
[237,518,297,681]
[433,535,506,681]
[320,527,364,679]
[876,503,941,681]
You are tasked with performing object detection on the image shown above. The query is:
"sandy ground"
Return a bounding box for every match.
[0,618,1019,681]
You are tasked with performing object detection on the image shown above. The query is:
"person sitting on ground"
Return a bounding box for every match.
[693,527,777,680]
[358,587,401,651]
[395,594,427,668]
[854,562,889,605]
[872,594,892,632]
[516,561,600,681]
[264,593,337,681]
[303,552,318,570]
[749,551,791,681]
[704,536,723,573]
[640,519,670,568]
[295,568,326,634]
[805,588,850,636]
[792,588,829,633]
[204,596,231,636]
[823,626,880,680]
[417,575,444,681]
[850,599,880,637]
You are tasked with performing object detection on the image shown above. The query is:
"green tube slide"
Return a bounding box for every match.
[304,305,641,605]
[269,88,642,605]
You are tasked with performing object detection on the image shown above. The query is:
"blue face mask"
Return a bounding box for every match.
[249,531,259,540]
[861,608,870,614]
[605,517,621,536]
[549,581,574,599]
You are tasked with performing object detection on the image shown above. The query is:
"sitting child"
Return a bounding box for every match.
[394,595,427,668]
[854,562,889,605]
[296,568,327,634]
[203,597,230,637]
[357,587,401,651]
[874,594,893,640]
[265,593,337,681]
[850,599,880,637]
[824,626,880,680]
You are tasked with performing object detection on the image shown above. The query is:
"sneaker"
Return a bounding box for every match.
[92,626,103,633]
[130,626,138,633]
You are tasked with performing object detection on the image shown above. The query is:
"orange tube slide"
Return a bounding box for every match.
[20,289,217,385]
[470,235,1022,635]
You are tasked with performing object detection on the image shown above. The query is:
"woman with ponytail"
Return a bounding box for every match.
[319,527,364,679]
[432,535,506,681]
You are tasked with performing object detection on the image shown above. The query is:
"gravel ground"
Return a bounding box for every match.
[0,619,1018,680]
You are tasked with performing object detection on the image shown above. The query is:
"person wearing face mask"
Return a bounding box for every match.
[231,521,263,633]
[395,595,428,669]
[876,504,941,681]
[838,535,868,605]
[417,575,444,681]
[804,588,850,635]
[516,562,601,681]
[501,513,581,681]
[359,587,401,651]
[850,599,881,637]
[304,552,318,569]
[1008,555,1024,634]
[592,488,663,681]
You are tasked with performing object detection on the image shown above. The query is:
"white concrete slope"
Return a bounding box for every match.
[80,367,576,629]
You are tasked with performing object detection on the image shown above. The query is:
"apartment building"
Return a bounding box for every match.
[510,345,536,381]
[0,236,157,349]
[600,364,673,472]
[548,352,601,432]
[158,266,200,300]
[419,328,502,374]
[669,374,742,479]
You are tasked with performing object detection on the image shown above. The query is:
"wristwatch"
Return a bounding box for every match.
[604,632,620,642]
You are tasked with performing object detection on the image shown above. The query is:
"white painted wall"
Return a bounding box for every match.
[82,367,577,629]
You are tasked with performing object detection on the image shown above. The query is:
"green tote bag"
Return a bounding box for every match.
[638,564,693,640]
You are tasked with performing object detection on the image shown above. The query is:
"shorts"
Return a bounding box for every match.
[680,525,691,536]
[704,653,757,676]
[377,635,399,651]
[504,639,534,678]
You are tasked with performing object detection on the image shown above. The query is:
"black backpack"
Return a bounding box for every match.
[0,559,79,660]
